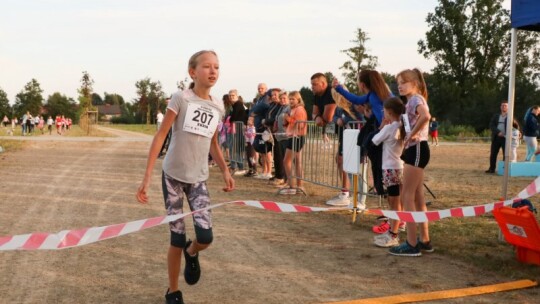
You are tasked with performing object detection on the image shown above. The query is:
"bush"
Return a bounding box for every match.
[111,115,135,124]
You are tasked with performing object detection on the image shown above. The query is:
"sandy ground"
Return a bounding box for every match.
[0,128,538,304]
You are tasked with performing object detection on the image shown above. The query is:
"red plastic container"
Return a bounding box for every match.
[493,206,540,266]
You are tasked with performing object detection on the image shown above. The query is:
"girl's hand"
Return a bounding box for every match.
[331,78,340,88]
[136,178,150,204]
[222,171,235,192]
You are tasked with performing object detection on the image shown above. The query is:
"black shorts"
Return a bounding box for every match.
[402,141,430,168]
[253,134,272,154]
[286,136,305,152]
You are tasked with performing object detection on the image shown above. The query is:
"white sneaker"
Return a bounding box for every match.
[234,169,247,176]
[348,201,366,210]
[326,192,351,206]
[254,173,269,179]
[374,232,399,247]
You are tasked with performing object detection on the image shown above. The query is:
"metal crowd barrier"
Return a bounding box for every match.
[221,120,372,198]
[293,121,366,191]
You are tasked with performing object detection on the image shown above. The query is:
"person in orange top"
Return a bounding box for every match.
[279,91,308,195]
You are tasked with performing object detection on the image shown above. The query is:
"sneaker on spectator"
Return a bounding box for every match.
[348,201,366,211]
[243,170,255,177]
[278,187,296,195]
[398,222,406,232]
[254,173,268,179]
[374,232,399,248]
[325,192,351,206]
[165,289,184,304]
[372,221,390,234]
[388,241,421,257]
[417,239,434,253]
[183,240,201,285]
[272,179,286,187]
[234,169,247,176]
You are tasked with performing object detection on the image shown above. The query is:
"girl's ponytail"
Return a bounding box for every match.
[413,68,428,102]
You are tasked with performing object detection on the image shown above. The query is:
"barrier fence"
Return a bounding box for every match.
[222,120,373,197]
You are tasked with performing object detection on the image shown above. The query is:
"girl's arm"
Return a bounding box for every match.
[136,109,177,204]
[335,85,369,106]
[209,130,235,192]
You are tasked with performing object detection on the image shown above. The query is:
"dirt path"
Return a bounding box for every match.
[0,133,537,303]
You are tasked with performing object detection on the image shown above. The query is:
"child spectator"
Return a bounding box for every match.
[510,120,521,162]
[372,97,406,247]
[389,68,433,257]
[279,91,308,195]
[429,117,439,146]
[244,117,258,176]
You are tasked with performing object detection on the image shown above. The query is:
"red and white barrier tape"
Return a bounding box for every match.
[0,201,344,251]
[366,176,540,222]
[1,177,538,251]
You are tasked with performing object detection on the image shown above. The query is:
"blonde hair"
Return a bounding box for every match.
[288,91,304,107]
[188,50,218,71]
[331,88,358,120]
[397,68,428,101]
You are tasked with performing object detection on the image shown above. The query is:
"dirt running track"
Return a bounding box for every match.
[0,127,537,303]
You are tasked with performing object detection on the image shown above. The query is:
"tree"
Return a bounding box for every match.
[44,92,77,120]
[78,71,95,112]
[91,93,104,106]
[134,78,164,124]
[299,86,314,120]
[103,92,125,105]
[418,0,540,131]
[0,87,11,118]
[13,79,44,117]
[339,28,378,95]
[177,77,190,90]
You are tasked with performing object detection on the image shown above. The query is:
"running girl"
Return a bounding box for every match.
[136,50,234,304]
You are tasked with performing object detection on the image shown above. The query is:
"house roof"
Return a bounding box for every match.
[97,104,122,115]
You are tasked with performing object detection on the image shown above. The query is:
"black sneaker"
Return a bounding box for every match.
[418,239,434,253]
[183,240,201,285]
[165,289,184,304]
[485,169,495,174]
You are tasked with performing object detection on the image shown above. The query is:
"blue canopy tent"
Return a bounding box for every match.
[501,1,540,198]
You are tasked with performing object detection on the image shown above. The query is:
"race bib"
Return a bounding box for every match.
[183,103,220,138]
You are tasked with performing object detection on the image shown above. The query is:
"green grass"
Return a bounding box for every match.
[103,124,158,136]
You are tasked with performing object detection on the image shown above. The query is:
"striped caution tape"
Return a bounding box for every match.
[0,177,538,251]
[366,176,540,223]
[0,201,345,251]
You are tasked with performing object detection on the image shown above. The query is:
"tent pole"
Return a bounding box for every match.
[502,28,518,200]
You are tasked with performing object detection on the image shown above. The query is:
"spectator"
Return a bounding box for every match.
[389,68,433,257]
[429,117,439,146]
[485,101,510,174]
[272,91,291,187]
[523,105,540,161]
[279,91,308,194]
[157,110,164,130]
[228,89,248,175]
[332,70,391,203]
[510,120,521,162]
[372,97,406,247]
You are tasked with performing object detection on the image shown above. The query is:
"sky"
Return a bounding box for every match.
[0,0,511,105]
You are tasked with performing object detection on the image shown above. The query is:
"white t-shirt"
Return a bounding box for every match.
[163,89,225,183]
[156,112,164,123]
[372,121,404,170]
[405,94,429,148]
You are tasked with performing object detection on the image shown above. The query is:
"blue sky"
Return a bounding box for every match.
[0,0,510,104]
